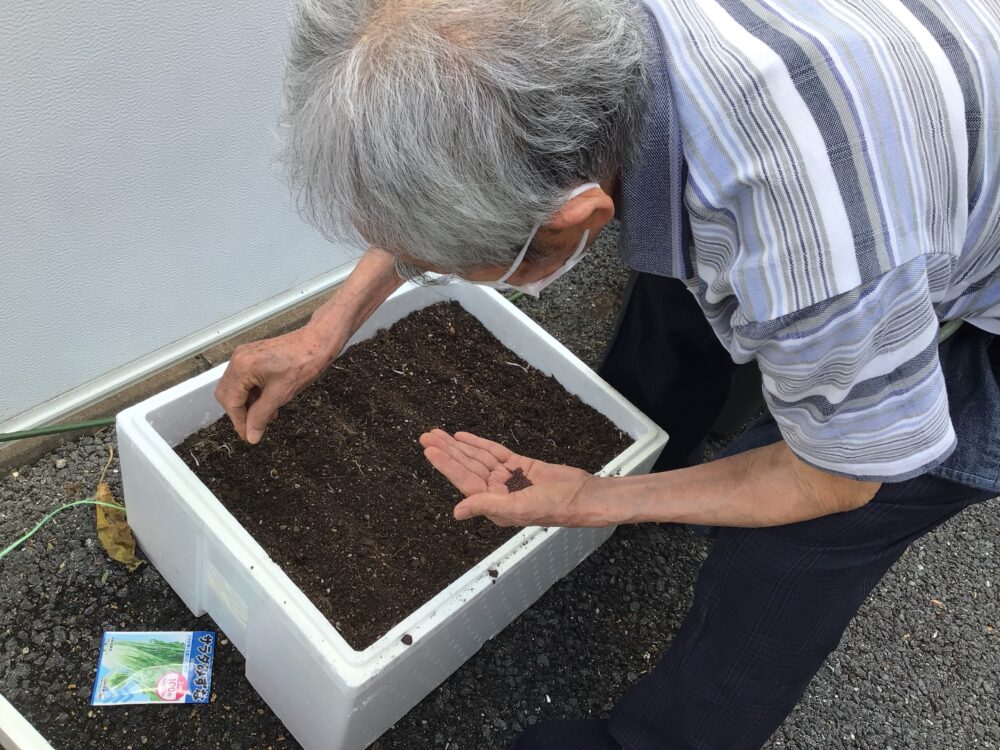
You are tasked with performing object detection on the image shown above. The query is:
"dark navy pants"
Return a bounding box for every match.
[509,274,997,750]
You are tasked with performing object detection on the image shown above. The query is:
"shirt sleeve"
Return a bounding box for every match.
[731,256,956,482]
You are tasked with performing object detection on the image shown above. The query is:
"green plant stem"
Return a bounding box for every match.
[0,417,116,443]
[507,291,525,303]
[0,498,125,561]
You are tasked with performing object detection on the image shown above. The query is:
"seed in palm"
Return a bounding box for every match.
[504,469,533,493]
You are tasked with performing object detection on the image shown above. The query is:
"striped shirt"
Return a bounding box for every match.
[620,0,1000,482]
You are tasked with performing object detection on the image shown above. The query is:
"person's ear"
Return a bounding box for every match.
[545,186,615,232]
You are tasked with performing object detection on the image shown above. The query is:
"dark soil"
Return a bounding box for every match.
[178,303,630,650]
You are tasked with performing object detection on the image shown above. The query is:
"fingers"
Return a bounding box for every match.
[455,432,514,463]
[423,430,499,476]
[444,444,491,481]
[244,390,283,444]
[418,429,452,451]
[423,446,486,497]
[223,401,249,442]
[215,374,254,441]
[454,492,515,523]
[450,438,502,472]
[424,430,514,465]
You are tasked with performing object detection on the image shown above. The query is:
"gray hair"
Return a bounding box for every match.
[281,0,650,278]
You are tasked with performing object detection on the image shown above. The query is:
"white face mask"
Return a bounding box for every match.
[473,182,601,298]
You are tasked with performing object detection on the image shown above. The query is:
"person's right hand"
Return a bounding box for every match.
[215,325,337,444]
[214,246,403,443]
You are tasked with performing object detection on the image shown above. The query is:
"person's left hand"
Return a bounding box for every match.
[419,429,601,527]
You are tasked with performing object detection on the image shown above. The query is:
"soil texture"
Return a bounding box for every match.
[178,302,630,649]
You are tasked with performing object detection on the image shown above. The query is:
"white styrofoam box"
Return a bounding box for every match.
[116,282,667,750]
[0,692,54,750]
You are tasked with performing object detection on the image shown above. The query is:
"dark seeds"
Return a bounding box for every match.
[504,468,534,493]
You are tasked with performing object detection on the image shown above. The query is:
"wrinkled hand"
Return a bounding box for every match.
[419,430,599,527]
[215,326,336,444]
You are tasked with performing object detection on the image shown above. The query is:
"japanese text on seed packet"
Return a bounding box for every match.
[91,631,215,705]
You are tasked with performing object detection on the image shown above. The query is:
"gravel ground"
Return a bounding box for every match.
[2,223,998,749]
[509,223,630,367]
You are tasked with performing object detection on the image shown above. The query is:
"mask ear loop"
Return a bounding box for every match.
[513,228,590,298]
[495,223,542,284]
[492,181,602,285]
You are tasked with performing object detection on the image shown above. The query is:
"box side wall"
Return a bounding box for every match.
[244,597,356,750]
[0,693,54,750]
[118,426,205,617]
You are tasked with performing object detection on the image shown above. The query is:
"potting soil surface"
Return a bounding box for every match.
[177,302,631,650]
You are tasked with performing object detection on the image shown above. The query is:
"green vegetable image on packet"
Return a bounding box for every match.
[91,631,215,705]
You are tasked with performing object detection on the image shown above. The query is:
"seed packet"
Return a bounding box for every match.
[91,631,215,705]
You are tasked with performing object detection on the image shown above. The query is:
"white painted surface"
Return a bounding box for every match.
[0,692,54,750]
[0,266,354,437]
[117,282,669,750]
[0,0,360,428]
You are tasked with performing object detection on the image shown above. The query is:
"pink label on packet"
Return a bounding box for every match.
[156,671,188,702]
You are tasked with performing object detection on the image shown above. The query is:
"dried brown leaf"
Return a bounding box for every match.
[95,482,143,572]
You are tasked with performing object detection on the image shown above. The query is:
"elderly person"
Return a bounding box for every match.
[216,0,1000,747]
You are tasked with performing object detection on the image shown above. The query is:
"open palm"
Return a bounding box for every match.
[419,429,597,528]
[419,429,584,497]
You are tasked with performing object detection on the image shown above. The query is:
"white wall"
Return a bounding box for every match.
[0,0,360,429]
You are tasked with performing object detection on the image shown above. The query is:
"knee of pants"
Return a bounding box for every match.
[685,529,879,687]
[698,612,845,702]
